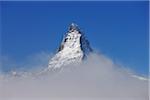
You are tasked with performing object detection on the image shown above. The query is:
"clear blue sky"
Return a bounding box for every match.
[1,1,149,75]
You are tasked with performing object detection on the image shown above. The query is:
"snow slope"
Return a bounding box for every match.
[48,23,92,69]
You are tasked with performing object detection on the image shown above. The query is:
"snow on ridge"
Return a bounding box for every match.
[48,23,92,69]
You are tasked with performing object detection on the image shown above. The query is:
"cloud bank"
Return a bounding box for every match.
[0,53,148,100]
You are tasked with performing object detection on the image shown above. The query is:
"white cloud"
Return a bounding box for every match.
[0,53,148,100]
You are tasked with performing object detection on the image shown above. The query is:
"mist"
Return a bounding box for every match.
[0,53,148,100]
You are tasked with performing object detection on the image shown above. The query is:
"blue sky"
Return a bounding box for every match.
[1,1,149,75]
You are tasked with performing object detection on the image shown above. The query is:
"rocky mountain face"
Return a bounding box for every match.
[48,23,92,69]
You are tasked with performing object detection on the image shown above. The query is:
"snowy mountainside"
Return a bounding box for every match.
[48,23,92,69]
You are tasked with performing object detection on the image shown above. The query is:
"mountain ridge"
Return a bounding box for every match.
[48,23,92,69]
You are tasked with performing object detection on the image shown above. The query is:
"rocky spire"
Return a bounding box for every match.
[48,23,92,69]
[68,23,80,33]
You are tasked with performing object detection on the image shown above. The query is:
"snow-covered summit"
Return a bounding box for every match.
[68,23,80,33]
[48,23,92,69]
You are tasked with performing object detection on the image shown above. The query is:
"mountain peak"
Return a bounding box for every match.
[68,23,80,33]
[48,23,92,69]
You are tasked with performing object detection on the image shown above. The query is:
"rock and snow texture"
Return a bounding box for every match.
[48,23,92,69]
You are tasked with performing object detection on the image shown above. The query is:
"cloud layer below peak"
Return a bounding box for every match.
[0,53,148,100]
